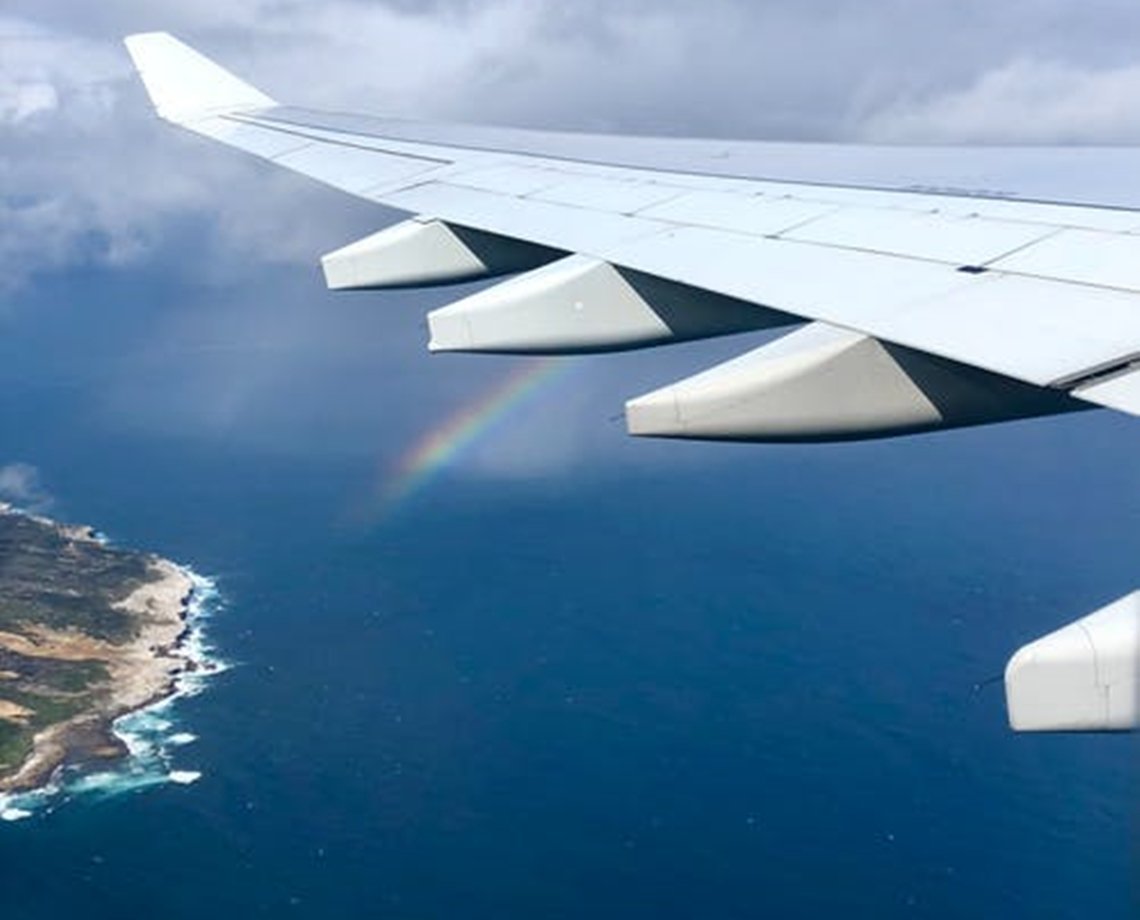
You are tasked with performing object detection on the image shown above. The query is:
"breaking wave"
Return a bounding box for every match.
[0,570,229,822]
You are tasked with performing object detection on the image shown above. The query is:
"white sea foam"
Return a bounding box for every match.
[0,568,228,822]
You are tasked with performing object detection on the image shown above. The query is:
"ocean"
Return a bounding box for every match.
[0,250,1136,918]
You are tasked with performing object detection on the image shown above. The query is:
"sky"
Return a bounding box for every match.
[5,0,1140,493]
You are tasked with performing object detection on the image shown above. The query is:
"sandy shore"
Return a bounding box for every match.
[0,559,196,793]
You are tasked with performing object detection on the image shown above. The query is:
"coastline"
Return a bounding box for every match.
[0,509,218,800]
[0,561,194,794]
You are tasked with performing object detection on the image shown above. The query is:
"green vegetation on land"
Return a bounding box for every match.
[0,514,151,643]
[0,511,162,786]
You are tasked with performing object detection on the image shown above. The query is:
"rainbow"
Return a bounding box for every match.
[377,358,578,516]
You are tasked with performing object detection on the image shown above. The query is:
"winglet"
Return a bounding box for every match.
[124,32,276,123]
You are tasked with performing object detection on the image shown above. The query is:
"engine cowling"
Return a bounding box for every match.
[1006,592,1140,732]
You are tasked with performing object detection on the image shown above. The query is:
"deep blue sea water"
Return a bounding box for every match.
[1,243,1138,917]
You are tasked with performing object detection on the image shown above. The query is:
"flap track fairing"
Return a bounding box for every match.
[427,255,795,355]
[626,323,1083,442]
[321,218,563,291]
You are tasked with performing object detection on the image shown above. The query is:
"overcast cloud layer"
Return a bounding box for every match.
[5,0,1140,286]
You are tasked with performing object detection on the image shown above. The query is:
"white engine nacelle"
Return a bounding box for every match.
[1006,591,1140,732]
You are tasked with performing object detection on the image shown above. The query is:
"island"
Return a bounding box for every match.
[0,505,197,793]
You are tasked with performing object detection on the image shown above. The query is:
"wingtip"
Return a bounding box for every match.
[122,31,190,71]
[123,31,276,123]
[123,30,172,47]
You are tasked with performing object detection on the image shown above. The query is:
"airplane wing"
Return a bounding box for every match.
[123,32,1140,731]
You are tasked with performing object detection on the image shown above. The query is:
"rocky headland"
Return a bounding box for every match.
[0,506,196,793]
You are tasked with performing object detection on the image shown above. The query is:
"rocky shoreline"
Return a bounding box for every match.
[0,508,200,794]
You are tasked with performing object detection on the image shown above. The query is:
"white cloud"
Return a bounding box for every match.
[0,462,52,511]
[863,59,1140,144]
[0,82,58,125]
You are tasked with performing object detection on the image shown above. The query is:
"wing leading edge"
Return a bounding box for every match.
[125,33,1140,731]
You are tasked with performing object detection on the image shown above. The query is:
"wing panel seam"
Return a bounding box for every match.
[222,113,454,166]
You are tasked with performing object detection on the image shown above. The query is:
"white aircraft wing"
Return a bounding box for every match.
[125,32,1140,731]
